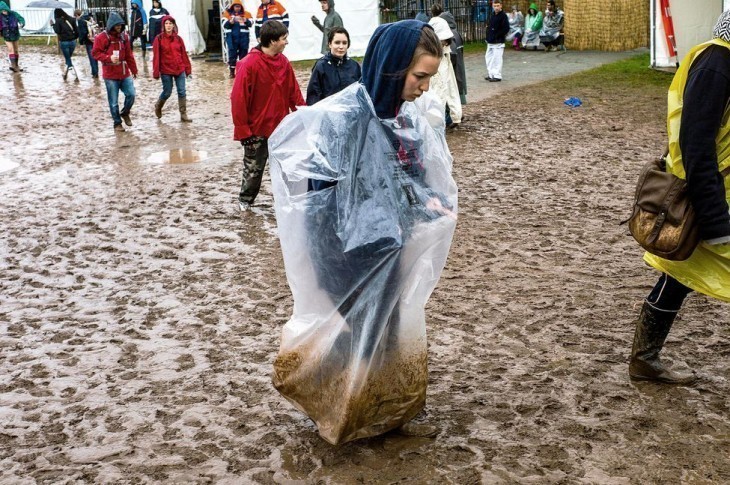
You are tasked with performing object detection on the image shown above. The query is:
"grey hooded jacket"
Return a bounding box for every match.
[312,0,343,55]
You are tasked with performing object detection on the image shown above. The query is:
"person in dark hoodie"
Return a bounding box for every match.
[222,0,252,78]
[306,26,360,106]
[484,0,509,82]
[76,10,99,78]
[230,19,305,211]
[268,20,457,443]
[311,0,343,56]
[52,8,78,80]
[129,0,147,56]
[148,0,169,44]
[0,1,25,72]
[153,15,192,122]
[92,11,138,132]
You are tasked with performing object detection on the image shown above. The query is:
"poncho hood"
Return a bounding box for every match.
[361,20,432,119]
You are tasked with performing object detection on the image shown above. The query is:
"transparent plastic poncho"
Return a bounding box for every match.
[268,83,458,445]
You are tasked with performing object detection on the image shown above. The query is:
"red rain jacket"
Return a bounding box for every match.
[152,15,191,79]
[92,28,138,80]
[230,47,305,140]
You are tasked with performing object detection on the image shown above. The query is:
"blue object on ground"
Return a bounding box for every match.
[564,97,582,108]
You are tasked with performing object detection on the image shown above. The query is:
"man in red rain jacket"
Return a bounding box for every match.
[92,11,138,132]
[230,20,304,211]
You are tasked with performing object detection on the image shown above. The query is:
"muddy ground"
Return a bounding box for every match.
[1,47,729,483]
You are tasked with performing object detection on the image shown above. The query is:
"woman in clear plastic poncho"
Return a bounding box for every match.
[268,20,458,445]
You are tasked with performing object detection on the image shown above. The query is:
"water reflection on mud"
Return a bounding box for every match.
[146,149,208,164]
[0,156,19,174]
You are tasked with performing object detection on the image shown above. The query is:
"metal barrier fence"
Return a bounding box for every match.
[379,0,493,42]
[17,8,59,36]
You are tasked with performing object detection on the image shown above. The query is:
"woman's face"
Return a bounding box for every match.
[328,32,348,57]
[401,54,440,102]
[164,19,174,33]
[153,1,160,7]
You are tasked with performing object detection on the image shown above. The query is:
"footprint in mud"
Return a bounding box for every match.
[175,353,195,371]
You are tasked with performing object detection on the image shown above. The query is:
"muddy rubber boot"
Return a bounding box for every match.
[154,98,165,119]
[629,302,697,384]
[229,66,235,78]
[178,97,192,122]
[9,57,19,72]
[62,66,69,80]
[114,123,125,132]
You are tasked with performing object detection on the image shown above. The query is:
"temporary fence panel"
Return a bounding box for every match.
[563,0,648,51]
[650,0,723,68]
[17,8,64,35]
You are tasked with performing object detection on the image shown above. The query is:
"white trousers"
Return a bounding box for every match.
[485,43,505,80]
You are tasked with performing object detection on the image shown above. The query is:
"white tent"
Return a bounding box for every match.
[650,0,727,68]
[131,0,379,59]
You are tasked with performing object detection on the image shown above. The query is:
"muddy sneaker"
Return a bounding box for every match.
[396,422,439,438]
[238,200,251,212]
[62,66,69,80]
[121,113,132,126]
[114,123,125,132]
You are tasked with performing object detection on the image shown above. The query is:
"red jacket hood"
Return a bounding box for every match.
[158,14,177,35]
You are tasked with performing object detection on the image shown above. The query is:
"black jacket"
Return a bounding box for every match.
[486,10,509,44]
[306,52,362,106]
[53,14,78,42]
[130,7,144,37]
[77,13,94,45]
[680,44,730,240]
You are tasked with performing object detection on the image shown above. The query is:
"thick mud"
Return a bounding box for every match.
[1,47,729,483]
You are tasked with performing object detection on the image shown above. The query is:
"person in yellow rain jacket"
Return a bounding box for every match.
[629,10,730,385]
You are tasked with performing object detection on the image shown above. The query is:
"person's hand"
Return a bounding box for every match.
[311,15,321,26]
[110,54,119,63]
[187,73,192,79]
[241,136,261,147]
[426,197,457,220]
[133,74,137,79]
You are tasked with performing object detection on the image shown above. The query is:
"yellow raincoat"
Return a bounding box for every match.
[644,38,730,302]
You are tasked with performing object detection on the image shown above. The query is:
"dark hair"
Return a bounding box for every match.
[430,4,443,16]
[401,26,441,75]
[54,8,73,22]
[327,25,350,46]
[260,20,288,47]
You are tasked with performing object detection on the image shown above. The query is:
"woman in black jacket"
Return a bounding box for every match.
[52,8,78,80]
[306,26,361,106]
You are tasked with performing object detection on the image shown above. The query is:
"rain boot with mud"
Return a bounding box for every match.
[229,66,235,78]
[629,302,697,384]
[178,97,192,122]
[10,57,21,72]
[155,98,166,119]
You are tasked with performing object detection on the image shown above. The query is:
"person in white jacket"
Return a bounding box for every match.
[427,16,462,128]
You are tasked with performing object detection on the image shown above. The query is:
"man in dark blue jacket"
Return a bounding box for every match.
[484,0,509,82]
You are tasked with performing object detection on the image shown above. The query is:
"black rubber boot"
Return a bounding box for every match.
[629,302,697,384]
[229,66,235,78]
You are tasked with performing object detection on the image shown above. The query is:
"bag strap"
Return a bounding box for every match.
[664,146,730,178]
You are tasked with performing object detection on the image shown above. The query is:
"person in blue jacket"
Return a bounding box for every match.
[306,26,361,106]
[223,0,252,78]
[129,0,148,55]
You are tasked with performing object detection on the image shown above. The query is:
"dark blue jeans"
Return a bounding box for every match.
[84,43,98,77]
[646,273,693,312]
[59,40,76,68]
[159,73,186,100]
[104,76,136,126]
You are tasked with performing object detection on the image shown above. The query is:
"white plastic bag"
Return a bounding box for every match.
[269,83,457,444]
